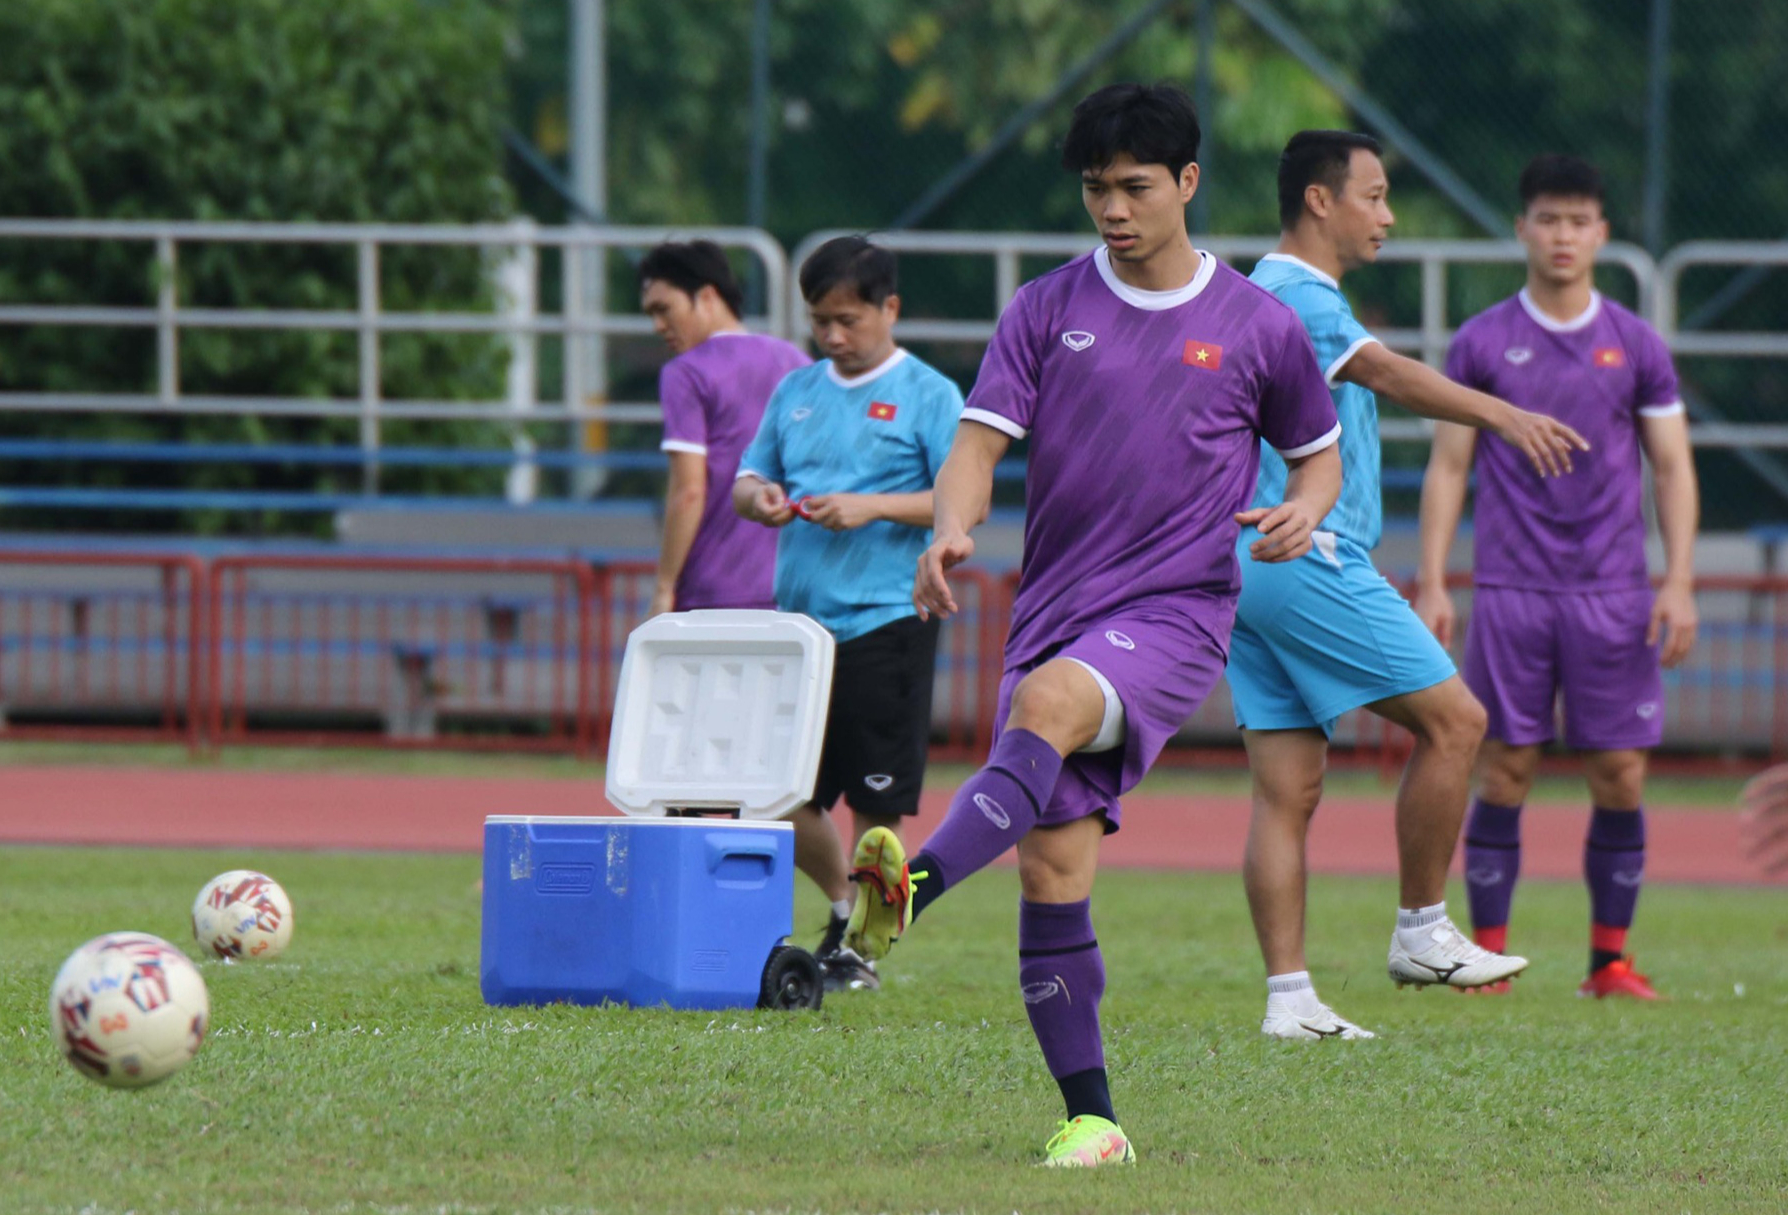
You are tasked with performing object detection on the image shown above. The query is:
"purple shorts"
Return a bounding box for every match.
[995,595,1232,834]
[1463,585,1664,751]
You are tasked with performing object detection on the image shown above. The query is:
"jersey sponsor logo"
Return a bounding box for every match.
[1062,330,1096,351]
[1020,979,1062,1004]
[1182,339,1224,370]
[868,401,898,421]
[973,792,1010,829]
[790,407,813,422]
[1105,630,1136,651]
[1593,347,1626,368]
[1637,702,1658,719]
[1504,347,1533,365]
[864,774,894,791]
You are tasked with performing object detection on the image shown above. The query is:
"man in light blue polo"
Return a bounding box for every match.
[734,235,963,992]
[1231,130,1587,1040]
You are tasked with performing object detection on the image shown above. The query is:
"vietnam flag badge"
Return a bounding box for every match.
[1183,339,1224,370]
[868,401,898,421]
[1593,347,1625,368]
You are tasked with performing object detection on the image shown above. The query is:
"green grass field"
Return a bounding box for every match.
[3,845,1784,1215]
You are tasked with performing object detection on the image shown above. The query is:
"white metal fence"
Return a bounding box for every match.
[0,219,1782,471]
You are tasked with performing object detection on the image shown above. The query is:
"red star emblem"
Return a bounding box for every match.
[868,401,898,421]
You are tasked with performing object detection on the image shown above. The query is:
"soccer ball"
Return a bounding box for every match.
[192,870,294,961]
[48,932,209,1088]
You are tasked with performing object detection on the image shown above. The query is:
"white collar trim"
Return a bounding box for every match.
[1093,246,1217,311]
[824,346,908,388]
[1258,251,1340,290]
[1518,288,1602,333]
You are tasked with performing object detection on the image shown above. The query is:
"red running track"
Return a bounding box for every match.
[0,765,1759,884]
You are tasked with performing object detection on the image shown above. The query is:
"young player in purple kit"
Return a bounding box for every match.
[844,84,1343,1167]
[639,241,810,615]
[1416,155,1700,999]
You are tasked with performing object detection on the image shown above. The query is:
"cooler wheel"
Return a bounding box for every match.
[758,944,823,1010]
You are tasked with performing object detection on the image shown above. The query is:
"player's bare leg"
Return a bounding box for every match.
[1370,676,1486,907]
[1375,678,1528,989]
[1478,739,1542,807]
[1579,748,1656,998]
[1242,727,1374,1039]
[1241,728,1328,976]
[789,801,851,905]
[791,802,877,989]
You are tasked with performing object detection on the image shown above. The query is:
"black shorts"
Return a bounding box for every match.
[812,613,940,817]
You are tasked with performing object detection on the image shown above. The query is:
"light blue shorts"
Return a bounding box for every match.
[1226,530,1457,735]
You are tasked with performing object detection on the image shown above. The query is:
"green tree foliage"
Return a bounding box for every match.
[0,0,517,531]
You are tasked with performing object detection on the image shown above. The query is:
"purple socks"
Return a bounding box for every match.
[1586,807,1646,970]
[1463,799,1523,942]
[1019,897,1112,1123]
[909,728,1062,917]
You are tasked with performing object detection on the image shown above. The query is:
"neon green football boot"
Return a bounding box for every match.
[1041,1115,1136,1168]
[845,826,920,961]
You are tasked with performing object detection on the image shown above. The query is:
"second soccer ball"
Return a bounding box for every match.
[192,870,294,961]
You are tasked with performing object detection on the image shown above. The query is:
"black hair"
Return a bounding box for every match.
[1060,82,1201,178]
[1277,130,1384,229]
[798,236,897,306]
[1519,154,1604,209]
[637,240,744,318]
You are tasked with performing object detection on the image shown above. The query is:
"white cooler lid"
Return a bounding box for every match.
[603,609,835,820]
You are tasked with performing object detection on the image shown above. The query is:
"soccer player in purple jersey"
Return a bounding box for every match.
[639,241,810,616]
[843,84,1343,1167]
[1416,155,1701,999]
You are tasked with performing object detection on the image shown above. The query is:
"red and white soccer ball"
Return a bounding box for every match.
[48,932,210,1088]
[192,870,294,961]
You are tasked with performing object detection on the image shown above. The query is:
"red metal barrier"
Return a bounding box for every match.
[6,550,1784,774]
[208,554,597,755]
[0,551,206,752]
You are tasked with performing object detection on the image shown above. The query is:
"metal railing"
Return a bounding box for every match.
[1656,241,1788,357]
[3,220,1786,515]
[0,219,788,493]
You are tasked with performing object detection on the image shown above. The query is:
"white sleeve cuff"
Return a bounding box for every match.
[1324,335,1380,386]
[1275,422,1343,460]
[1637,400,1686,418]
[734,467,770,483]
[660,439,709,455]
[961,408,1028,440]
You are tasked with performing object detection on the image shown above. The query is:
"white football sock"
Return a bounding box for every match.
[1265,970,1322,1018]
[830,898,852,922]
[1396,901,1449,952]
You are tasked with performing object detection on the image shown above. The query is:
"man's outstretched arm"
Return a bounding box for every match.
[1342,342,1587,478]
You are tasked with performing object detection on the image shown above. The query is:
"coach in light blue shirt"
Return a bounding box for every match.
[732,235,963,994]
[737,265,964,641]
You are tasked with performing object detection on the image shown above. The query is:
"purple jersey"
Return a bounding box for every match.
[1447,291,1682,592]
[964,248,1340,668]
[658,332,811,609]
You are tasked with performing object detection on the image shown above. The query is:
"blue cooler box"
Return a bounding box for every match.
[480,815,798,1010]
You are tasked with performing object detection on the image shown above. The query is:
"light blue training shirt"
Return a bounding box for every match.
[738,347,964,642]
[1247,253,1384,550]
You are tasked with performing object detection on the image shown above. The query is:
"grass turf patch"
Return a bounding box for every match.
[2,846,1783,1214]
